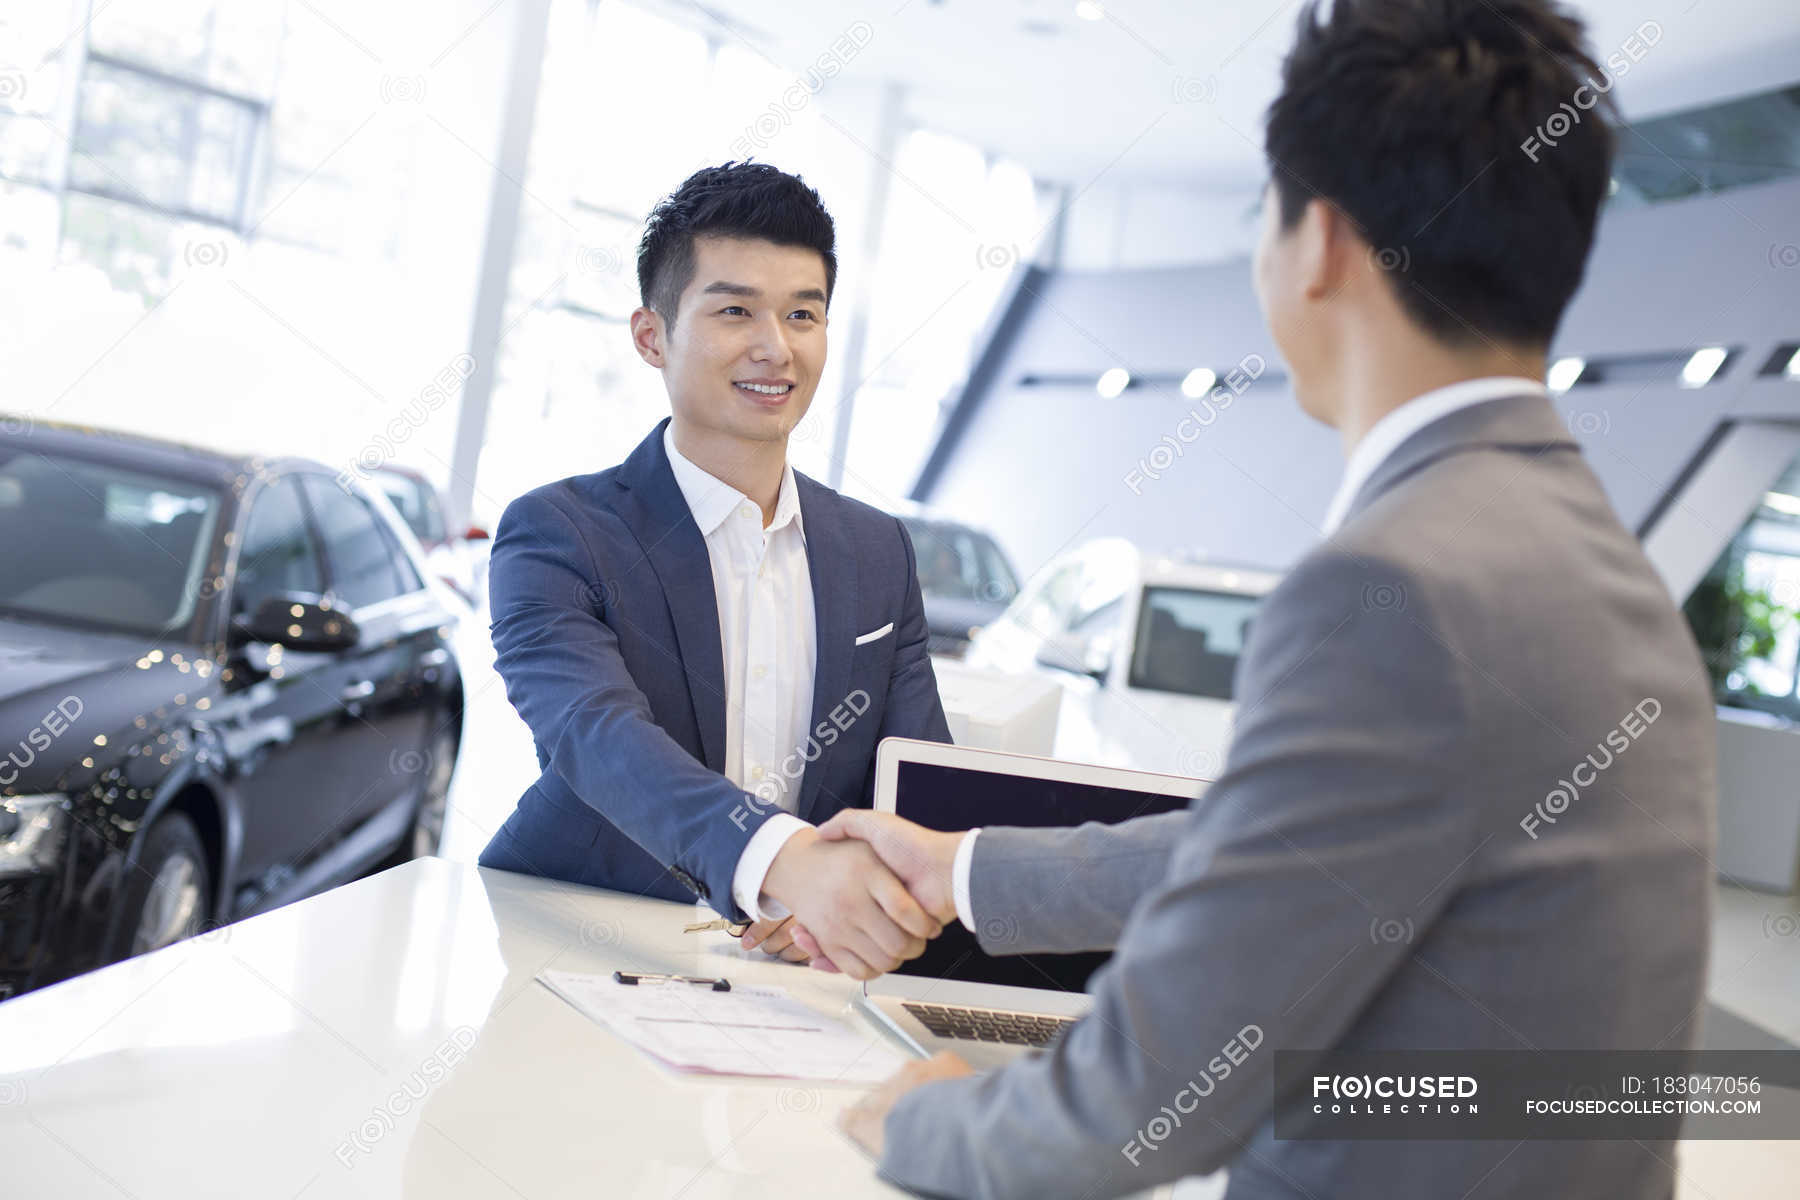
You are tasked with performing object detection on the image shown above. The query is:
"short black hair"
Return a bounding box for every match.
[636,161,837,331]
[1265,0,1617,348]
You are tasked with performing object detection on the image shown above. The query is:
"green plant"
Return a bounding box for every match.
[1682,562,1794,696]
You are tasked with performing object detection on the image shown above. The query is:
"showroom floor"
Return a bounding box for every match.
[435,607,1800,1199]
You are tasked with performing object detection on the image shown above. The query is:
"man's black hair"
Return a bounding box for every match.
[1265,0,1618,347]
[636,161,837,332]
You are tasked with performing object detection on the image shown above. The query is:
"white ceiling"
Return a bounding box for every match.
[641,0,1800,189]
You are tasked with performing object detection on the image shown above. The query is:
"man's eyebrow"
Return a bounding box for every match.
[698,281,827,304]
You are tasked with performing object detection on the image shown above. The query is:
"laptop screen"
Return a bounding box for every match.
[890,758,1195,994]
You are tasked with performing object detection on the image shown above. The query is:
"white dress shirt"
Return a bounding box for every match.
[662,425,815,922]
[948,375,1551,932]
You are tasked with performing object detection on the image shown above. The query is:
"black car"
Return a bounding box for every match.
[0,419,464,1001]
[894,510,1022,659]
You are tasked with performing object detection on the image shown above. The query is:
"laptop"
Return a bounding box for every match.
[857,737,1210,1070]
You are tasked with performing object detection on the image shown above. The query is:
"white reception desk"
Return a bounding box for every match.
[0,858,915,1198]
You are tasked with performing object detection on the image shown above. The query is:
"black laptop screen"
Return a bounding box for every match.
[889,758,1196,994]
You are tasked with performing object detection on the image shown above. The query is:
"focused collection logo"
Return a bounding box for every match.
[1311,1074,1480,1115]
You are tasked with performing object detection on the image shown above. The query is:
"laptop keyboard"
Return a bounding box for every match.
[902,1000,1075,1047]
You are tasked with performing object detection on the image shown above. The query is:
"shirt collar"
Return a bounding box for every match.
[663,422,805,540]
[1320,376,1548,536]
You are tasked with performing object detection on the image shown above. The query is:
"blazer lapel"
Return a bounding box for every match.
[1340,391,1579,530]
[794,473,858,820]
[614,419,728,773]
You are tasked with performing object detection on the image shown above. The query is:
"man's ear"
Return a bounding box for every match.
[1295,197,1359,302]
[629,306,666,368]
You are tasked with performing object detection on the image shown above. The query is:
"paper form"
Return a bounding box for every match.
[538,969,907,1083]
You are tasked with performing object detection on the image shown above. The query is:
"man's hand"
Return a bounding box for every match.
[738,915,809,963]
[840,1052,976,1159]
[760,827,941,980]
[815,809,962,926]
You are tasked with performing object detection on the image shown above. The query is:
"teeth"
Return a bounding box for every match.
[738,382,790,395]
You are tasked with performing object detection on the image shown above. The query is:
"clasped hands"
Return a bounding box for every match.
[740,811,961,980]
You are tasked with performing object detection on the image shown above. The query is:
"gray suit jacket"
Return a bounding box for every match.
[880,392,1718,1199]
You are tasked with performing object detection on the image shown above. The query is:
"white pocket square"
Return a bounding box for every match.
[854,622,895,646]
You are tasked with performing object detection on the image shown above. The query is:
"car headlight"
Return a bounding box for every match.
[0,794,68,878]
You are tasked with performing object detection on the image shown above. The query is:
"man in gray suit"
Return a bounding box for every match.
[803,1,1719,1195]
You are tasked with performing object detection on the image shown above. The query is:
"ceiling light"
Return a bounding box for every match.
[1679,346,1727,388]
[1180,368,1216,398]
[1075,2,1105,21]
[1762,491,1800,518]
[1546,357,1585,393]
[1096,367,1130,398]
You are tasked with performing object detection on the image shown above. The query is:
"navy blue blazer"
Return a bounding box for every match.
[477,418,952,919]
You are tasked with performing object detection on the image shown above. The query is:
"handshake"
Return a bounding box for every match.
[741,811,964,980]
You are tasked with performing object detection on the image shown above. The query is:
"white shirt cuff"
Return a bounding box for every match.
[952,828,982,932]
[730,812,812,922]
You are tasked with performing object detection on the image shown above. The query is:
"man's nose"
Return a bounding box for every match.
[748,312,794,363]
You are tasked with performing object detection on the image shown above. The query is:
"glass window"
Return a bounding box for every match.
[69,56,263,225]
[904,518,1017,605]
[1683,453,1800,719]
[0,447,219,636]
[1014,559,1088,636]
[1128,587,1263,700]
[299,477,407,609]
[977,536,1020,604]
[1612,84,1800,206]
[1071,596,1123,634]
[374,472,447,545]
[233,477,324,614]
[837,136,1045,501]
[57,191,243,306]
[88,0,285,98]
[0,1,88,188]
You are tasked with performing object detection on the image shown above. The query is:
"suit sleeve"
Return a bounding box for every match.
[486,490,772,920]
[878,552,1478,1198]
[962,811,1188,954]
[859,518,954,806]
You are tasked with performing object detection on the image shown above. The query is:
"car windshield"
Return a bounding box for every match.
[903,518,1019,604]
[0,448,221,637]
[1128,586,1263,700]
[375,473,447,544]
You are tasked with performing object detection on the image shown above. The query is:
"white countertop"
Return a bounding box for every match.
[0,858,911,1198]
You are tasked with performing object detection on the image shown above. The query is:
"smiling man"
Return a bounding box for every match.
[476,162,950,979]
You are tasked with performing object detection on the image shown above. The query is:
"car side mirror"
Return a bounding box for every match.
[229,593,360,653]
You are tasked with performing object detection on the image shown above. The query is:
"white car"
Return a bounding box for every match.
[964,539,1281,779]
